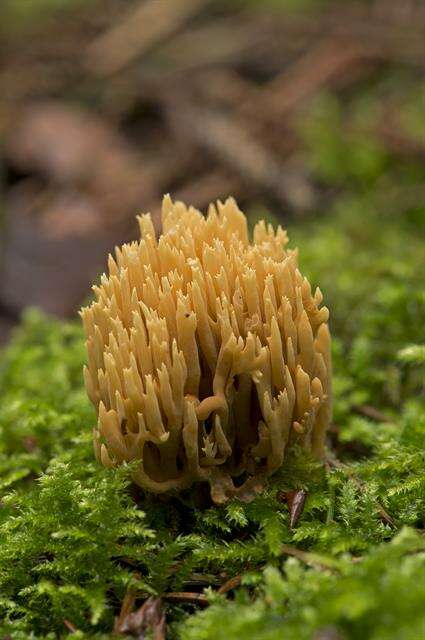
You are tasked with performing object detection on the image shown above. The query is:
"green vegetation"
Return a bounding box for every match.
[1,86,424,638]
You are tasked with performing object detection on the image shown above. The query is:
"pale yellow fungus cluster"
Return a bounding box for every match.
[81,196,332,503]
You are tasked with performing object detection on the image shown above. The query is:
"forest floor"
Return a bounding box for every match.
[0,1,424,638]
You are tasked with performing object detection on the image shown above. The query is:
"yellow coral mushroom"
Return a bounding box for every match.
[81,196,332,503]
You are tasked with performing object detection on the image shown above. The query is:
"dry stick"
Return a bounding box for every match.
[218,575,242,595]
[326,457,394,528]
[154,16,261,73]
[191,38,376,168]
[187,41,378,195]
[215,545,340,599]
[280,544,340,572]
[265,0,425,68]
[163,592,209,607]
[248,38,379,122]
[63,619,78,633]
[375,124,425,159]
[381,128,425,158]
[352,404,393,423]
[182,574,222,590]
[86,0,208,76]
[114,587,137,631]
[138,0,425,83]
[194,69,262,110]
[165,100,315,213]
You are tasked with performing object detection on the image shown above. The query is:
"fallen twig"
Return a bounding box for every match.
[352,405,393,423]
[244,38,379,123]
[164,100,316,212]
[63,619,77,633]
[218,575,242,595]
[86,0,207,76]
[162,591,209,607]
[281,544,341,572]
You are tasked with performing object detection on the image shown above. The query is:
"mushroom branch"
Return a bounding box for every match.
[81,196,332,503]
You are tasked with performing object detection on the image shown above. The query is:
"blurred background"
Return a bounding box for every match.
[0,0,424,345]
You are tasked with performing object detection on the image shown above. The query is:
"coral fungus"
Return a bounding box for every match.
[81,196,332,503]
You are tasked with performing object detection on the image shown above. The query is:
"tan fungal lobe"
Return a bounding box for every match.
[82,196,332,503]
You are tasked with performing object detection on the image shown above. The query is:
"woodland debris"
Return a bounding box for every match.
[218,575,242,595]
[2,0,424,329]
[86,0,208,76]
[353,405,393,423]
[114,594,166,640]
[280,489,308,528]
[163,592,209,607]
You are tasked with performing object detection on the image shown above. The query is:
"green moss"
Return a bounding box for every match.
[179,529,425,640]
[1,203,425,638]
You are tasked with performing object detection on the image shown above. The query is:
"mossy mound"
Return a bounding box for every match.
[1,200,424,639]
